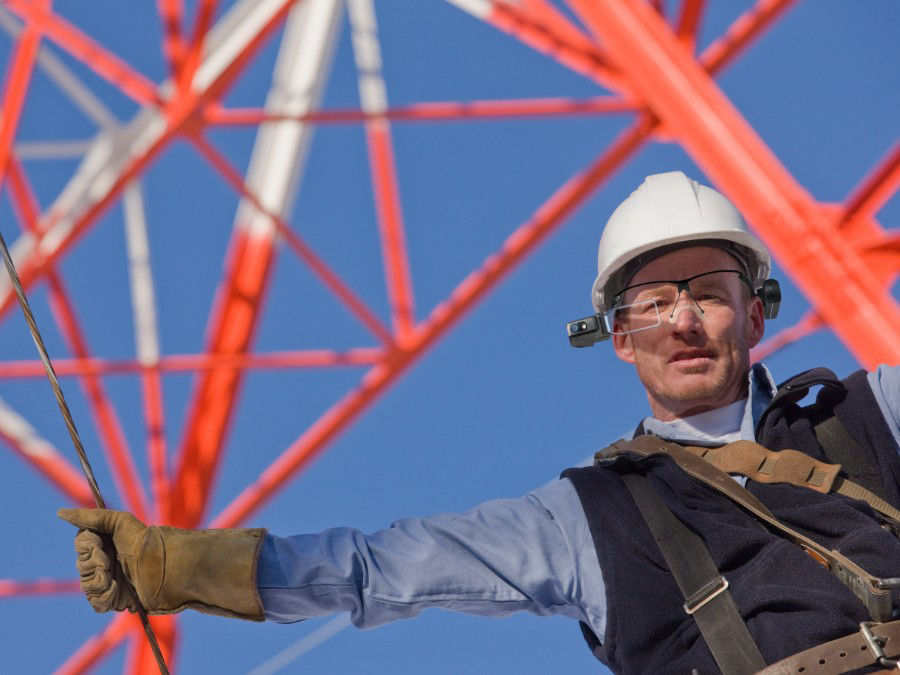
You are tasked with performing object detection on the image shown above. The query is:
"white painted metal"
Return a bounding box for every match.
[0,7,119,131]
[234,0,345,240]
[348,0,388,115]
[0,0,299,310]
[123,183,161,366]
[444,0,494,20]
[0,397,58,461]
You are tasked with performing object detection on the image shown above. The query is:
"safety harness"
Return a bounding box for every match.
[598,434,900,673]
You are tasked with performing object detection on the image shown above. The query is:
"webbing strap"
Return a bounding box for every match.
[834,479,900,525]
[687,441,840,493]
[621,473,767,674]
[599,437,895,621]
[758,619,900,674]
[684,441,900,523]
[814,415,888,500]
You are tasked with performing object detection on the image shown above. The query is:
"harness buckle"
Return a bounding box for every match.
[860,622,900,670]
[683,576,729,615]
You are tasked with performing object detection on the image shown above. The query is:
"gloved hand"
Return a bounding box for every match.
[58,508,267,620]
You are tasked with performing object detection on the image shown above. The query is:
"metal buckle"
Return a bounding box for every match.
[860,622,900,670]
[683,576,729,615]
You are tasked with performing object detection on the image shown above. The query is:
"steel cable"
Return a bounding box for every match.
[0,226,170,675]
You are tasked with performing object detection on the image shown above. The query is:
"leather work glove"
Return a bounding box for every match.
[58,508,267,620]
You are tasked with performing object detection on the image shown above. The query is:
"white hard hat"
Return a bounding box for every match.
[591,171,771,312]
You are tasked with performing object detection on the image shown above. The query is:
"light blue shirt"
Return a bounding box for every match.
[257,364,900,642]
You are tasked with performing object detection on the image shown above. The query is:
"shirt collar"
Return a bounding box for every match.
[637,362,777,445]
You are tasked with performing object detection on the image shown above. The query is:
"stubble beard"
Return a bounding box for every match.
[637,347,750,418]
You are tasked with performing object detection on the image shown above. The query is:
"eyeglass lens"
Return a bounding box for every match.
[608,270,748,335]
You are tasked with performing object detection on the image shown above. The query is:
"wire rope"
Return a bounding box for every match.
[0,226,170,675]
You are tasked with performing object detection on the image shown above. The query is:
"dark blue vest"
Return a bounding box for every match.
[563,368,900,673]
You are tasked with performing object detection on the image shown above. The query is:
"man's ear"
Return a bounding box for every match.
[612,331,636,364]
[747,296,765,348]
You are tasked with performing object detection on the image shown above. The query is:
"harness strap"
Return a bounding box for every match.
[599,437,895,621]
[814,414,887,499]
[621,473,766,674]
[684,441,900,523]
[757,619,900,674]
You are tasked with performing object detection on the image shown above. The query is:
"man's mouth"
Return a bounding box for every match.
[669,349,714,364]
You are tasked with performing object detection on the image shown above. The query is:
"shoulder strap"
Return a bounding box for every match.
[600,437,895,621]
[685,441,900,525]
[621,473,766,674]
[814,414,887,500]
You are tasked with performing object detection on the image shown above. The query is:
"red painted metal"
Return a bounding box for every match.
[0,423,94,505]
[56,613,132,675]
[0,0,297,322]
[189,135,393,345]
[675,0,704,49]
[4,0,161,106]
[211,115,655,528]
[157,0,186,79]
[176,0,218,95]
[568,0,900,368]
[0,2,895,673]
[0,578,80,595]
[751,310,825,363]
[0,347,384,379]
[0,1,44,188]
[699,0,797,74]
[126,616,176,675]
[204,95,636,125]
[841,141,900,229]
[6,156,150,518]
[365,120,416,341]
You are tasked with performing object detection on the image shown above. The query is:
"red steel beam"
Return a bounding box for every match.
[675,0,705,50]
[157,0,186,79]
[348,1,415,341]
[44,274,151,519]
[0,424,94,506]
[169,133,392,526]
[473,0,627,94]
[175,0,218,95]
[840,141,900,229]
[0,578,80,596]
[211,116,655,528]
[55,612,132,675]
[698,0,797,75]
[6,156,150,519]
[0,347,384,378]
[204,95,635,125]
[0,1,44,188]
[4,0,161,106]
[365,118,416,341]
[568,0,900,369]
[166,222,277,526]
[141,368,169,523]
[191,135,393,345]
[0,0,298,323]
[126,615,176,675]
[751,310,824,363]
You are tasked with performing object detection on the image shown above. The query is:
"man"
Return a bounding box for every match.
[61,172,900,673]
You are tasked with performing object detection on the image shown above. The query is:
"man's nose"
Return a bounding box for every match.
[668,290,704,329]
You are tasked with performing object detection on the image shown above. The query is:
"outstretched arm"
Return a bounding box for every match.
[58,479,604,633]
[257,482,593,628]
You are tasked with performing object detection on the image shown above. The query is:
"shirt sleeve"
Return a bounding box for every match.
[256,478,605,634]
[867,364,900,453]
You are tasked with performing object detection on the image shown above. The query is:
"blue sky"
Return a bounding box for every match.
[0,1,897,673]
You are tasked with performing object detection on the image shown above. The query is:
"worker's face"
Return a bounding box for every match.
[611,247,765,421]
